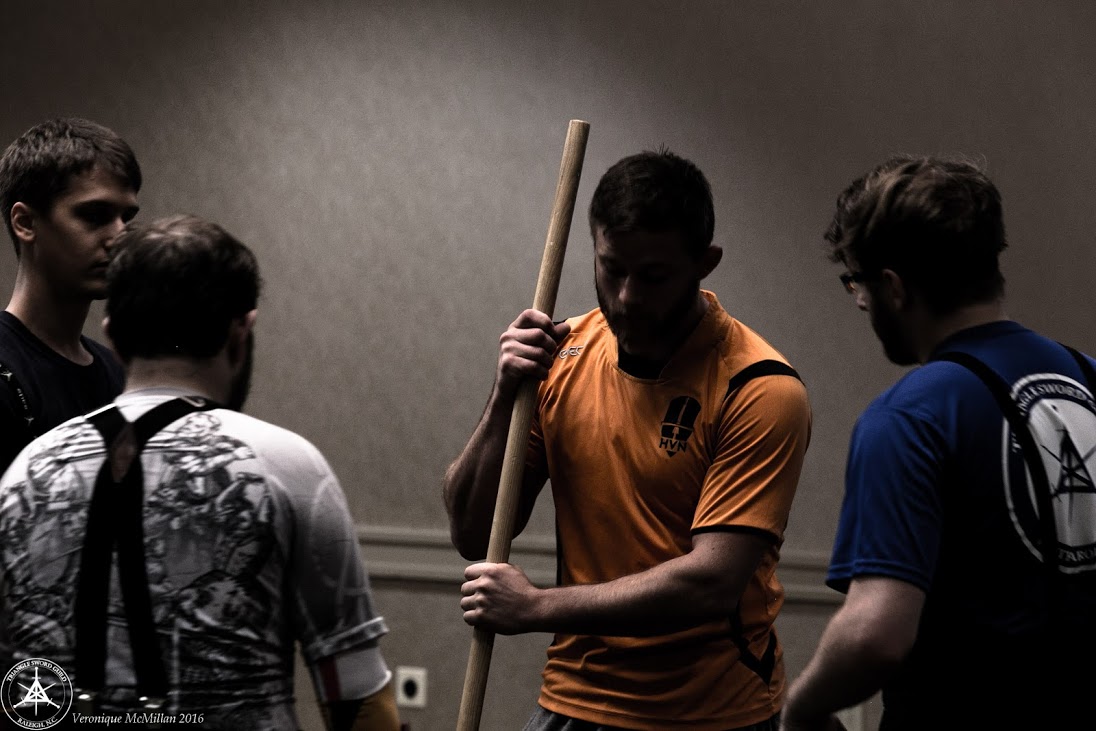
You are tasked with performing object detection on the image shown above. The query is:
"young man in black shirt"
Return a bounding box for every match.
[0,118,141,473]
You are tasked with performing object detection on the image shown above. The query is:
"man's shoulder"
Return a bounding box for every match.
[193,408,316,446]
[81,335,122,369]
[0,313,34,369]
[200,408,332,471]
[552,307,613,364]
[0,414,100,489]
[715,313,801,388]
[870,364,962,412]
[882,324,1090,411]
[562,307,608,339]
[110,394,324,464]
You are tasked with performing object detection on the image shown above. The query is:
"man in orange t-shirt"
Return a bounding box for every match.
[444,149,812,730]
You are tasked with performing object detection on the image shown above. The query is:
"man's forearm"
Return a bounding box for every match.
[443,388,514,558]
[783,608,894,727]
[320,681,399,731]
[530,566,724,636]
[784,578,922,729]
[518,533,763,636]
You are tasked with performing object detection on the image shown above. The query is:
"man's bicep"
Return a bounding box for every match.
[688,529,774,590]
[309,640,391,703]
[842,576,926,657]
[515,408,550,536]
[513,470,548,536]
[830,407,946,592]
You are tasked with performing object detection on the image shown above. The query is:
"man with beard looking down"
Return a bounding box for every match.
[781,157,1096,730]
[445,149,813,731]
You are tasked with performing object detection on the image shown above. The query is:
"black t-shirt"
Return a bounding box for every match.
[0,311,124,475]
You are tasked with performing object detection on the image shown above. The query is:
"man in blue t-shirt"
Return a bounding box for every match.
[0,118,140,473]
[782,157,1096,730]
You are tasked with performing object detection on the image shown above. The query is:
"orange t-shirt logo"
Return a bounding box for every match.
[659,395,701,456]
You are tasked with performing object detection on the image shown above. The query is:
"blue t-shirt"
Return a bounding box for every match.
[828,320,1096,723]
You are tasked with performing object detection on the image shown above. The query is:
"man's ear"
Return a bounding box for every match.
[101,316,129,363]
[10,202,36,249]
[227,310,257,364]
[699,245,723,279]
[879,268,908,310]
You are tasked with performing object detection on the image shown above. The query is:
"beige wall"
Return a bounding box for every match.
[3,1,1094,729]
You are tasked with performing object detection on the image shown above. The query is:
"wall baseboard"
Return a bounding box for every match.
[358,525,841,605]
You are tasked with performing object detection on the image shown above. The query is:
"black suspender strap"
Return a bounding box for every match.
[75,396,217,705]
[931,352,1061,575]
[722,359,801,686]
[0,359,37,438]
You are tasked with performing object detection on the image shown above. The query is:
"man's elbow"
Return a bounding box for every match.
[442,479,483,559]
[865,627,916,667]
[446,507,489,560]
[844,617,916,671]
[450,526,487,561]
[686,578,748,623]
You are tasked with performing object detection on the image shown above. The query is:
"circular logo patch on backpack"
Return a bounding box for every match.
[1004,373,1096,572]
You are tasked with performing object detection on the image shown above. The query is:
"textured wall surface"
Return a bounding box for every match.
[2,2,1094,729]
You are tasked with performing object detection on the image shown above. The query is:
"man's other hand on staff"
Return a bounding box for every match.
[461,562,540,635]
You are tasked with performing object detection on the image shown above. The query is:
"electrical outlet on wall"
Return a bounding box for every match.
[395,666,427,708]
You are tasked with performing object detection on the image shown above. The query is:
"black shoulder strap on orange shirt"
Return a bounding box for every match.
[723,359,802,686]
[75,396,217,704]
[723,359,801,401]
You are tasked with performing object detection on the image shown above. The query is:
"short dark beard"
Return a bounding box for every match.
[870,296,918,366]
[595,276,700,362]
[226,332,254,411]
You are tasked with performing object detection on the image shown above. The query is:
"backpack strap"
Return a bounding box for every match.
[931,351,1060,575]
[75,396,218,707]
[0,359,37,439]
[1061,343,1096,388]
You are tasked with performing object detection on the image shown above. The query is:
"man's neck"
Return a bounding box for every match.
[617,291,711,375]
[123,357,229,405]
[916,299,1009,363]
[6,280,94,364]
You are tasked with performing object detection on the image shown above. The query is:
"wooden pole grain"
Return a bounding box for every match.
[455,119,590,731]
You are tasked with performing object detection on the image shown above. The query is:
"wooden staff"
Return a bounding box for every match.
[455,119,590,731]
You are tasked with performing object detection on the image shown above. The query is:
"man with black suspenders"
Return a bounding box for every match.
[0,215,399,730]
[782,157,1096,730]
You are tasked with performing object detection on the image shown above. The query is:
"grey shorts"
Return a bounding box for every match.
[522,704,781,731]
